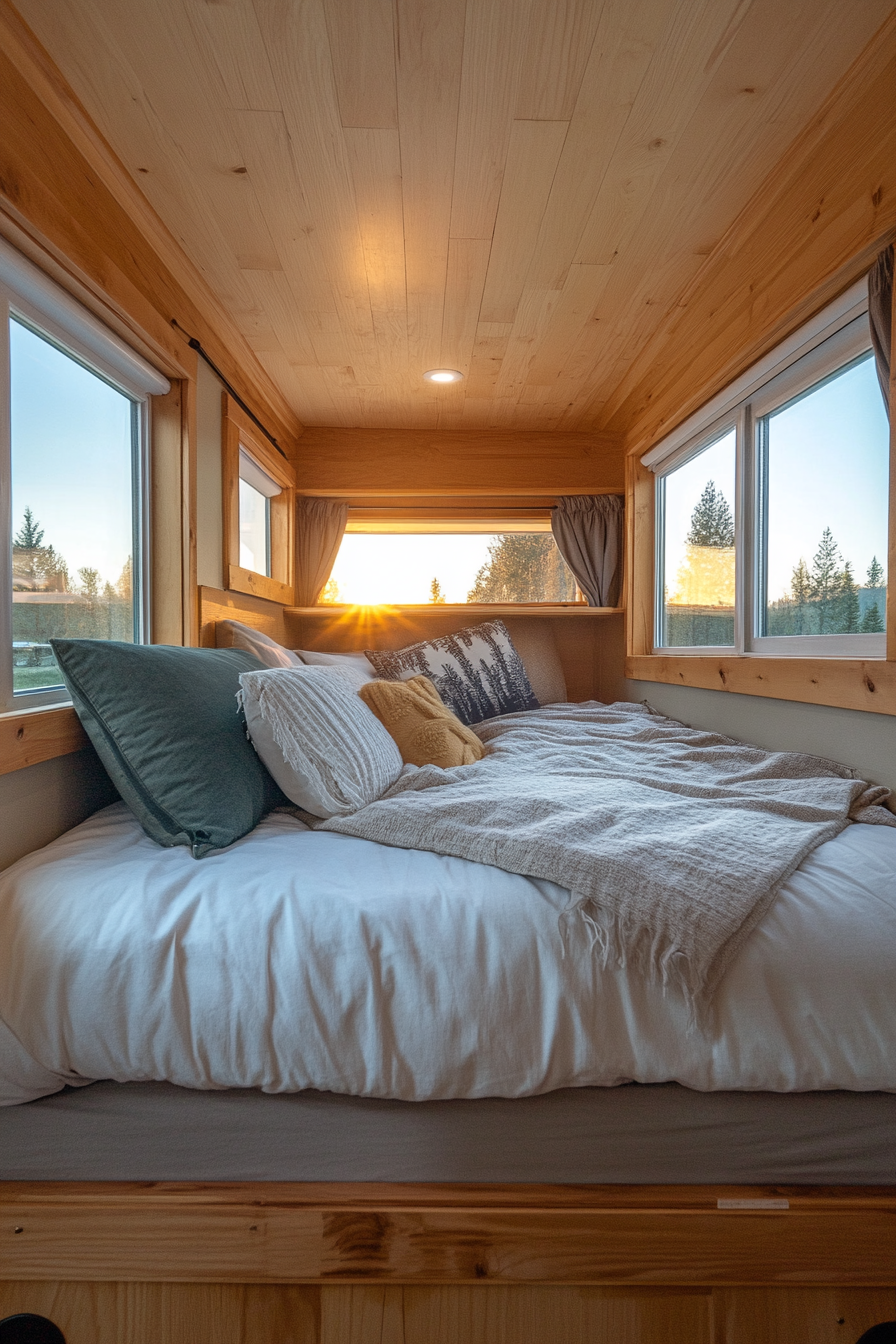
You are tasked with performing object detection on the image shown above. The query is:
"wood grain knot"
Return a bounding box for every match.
[16,726,24,739]
[863,675,876,693]
[324,1212,392,1269]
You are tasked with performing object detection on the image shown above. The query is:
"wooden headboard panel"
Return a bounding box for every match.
[198,586,290,648]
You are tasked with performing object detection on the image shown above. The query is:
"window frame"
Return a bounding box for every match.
[626,273,896,718]
[0,238,168,715]
[222,393,295,605]
[650,292,886,661]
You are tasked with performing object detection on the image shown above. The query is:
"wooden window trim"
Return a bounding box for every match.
[625,276,896,717]
[223,394,295,606]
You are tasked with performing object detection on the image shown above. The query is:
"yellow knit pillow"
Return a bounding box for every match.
[359,676,485,769]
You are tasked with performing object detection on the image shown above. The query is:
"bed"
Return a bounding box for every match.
[1,638,895,1338]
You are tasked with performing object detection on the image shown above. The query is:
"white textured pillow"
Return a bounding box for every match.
[239,667,402,818]
[294,648,377,692]
[217,619,303,669]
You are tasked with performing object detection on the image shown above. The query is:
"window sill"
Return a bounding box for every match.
[0,704,89,776]
[287,604,624,618]
[625,654,896,716]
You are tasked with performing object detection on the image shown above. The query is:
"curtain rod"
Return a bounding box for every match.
[171,319,287,460]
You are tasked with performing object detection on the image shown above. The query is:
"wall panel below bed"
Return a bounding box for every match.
[1,1283,894,1343]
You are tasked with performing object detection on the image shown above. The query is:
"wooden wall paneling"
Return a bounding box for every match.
[615,17,896,452]
[293,428,625,496]
[887,260,896,661]
[0,0,302,448]
[0,706,88,776]
[198,586,288,650]
[151,378,189,646]
[714,1287,896,1344]
[562,0,896,432]
[626,455,655,657]
[0,1282,322,1344]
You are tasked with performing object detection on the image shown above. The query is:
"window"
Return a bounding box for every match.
[222,394,295,604]
[1,239,168,713]
[649,281,889,658]
[323,511,581,606]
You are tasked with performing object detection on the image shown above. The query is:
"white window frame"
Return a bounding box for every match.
[0,238,169,712]
[647,279,886,660]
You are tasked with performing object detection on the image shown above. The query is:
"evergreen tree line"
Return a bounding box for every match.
[12,508,134,655]
[767,531,884,635]
[665,481,886,643]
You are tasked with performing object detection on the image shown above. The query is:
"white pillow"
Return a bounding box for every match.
[294,648,377,692]
[217,619,303,669]
[239,666,402,818]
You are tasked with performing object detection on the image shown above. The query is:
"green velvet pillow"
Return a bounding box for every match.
[51,640,285,857]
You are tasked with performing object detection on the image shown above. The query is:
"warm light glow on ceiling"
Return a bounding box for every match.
[423,368,463,383]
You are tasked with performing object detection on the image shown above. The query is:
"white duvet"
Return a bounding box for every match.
[1,802,894,1105]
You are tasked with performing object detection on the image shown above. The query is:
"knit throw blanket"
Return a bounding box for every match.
[319,703,896,1007]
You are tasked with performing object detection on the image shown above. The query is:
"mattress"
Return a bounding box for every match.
[1,1079,894,1184]
[1,802,895,1105]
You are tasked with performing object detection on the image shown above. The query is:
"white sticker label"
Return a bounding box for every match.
[717,1198,790,1210]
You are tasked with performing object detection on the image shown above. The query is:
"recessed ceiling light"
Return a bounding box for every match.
[423,368,463,383]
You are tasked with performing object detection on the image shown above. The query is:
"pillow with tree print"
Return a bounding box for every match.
[366,620,538,725]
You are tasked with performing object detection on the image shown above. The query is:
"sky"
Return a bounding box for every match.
[10,318,135,589]
[327,533,505,604]
[663,354,889,603]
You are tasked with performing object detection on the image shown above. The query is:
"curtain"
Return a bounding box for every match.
[551,494,624,607]
[294,497,349,606]
[868,243,893,413]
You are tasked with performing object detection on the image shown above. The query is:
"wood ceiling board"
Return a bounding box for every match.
[519,0,677,295]
[571,0,753,270]
[236,270,318,370]
[448,0,533,241]
[344,127,409,372]
[514,0,606,121]
[492,287,562,400]
[464,323,513,400]
[184,0,282,114]
[525,263,613,385]
[251,0,379,378]
[323,0,398,129]
[440,238,491,376]
[230,109,339,315]
[396,0,467,376]
[478,119,569,326]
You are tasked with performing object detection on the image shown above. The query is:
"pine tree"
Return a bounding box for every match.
[429,577,447,604]
[866,556,885,588]
[78,566,100,601]
[13,507,44,550]
[837,559,860,633]
[685,481,734,548]
[789,557,812,634]
[116,557,132,602]
[860,602,884,633]
[467,533,578,602]
[809,528,842,634]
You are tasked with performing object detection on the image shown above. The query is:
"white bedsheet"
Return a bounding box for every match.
[1,802,894,1105]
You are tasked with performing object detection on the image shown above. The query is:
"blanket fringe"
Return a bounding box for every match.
[561,896,703,1031]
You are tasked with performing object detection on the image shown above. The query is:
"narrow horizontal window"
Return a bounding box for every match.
[323,529,581,606]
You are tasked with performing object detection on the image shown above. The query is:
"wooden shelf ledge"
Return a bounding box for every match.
[287,605,624,618]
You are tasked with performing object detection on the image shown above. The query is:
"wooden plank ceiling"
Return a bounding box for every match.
[12,0,894,431]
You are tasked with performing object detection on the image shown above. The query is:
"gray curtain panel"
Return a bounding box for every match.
[868,244,892,412]
[551,494,624,607]
[294,496,349,606]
